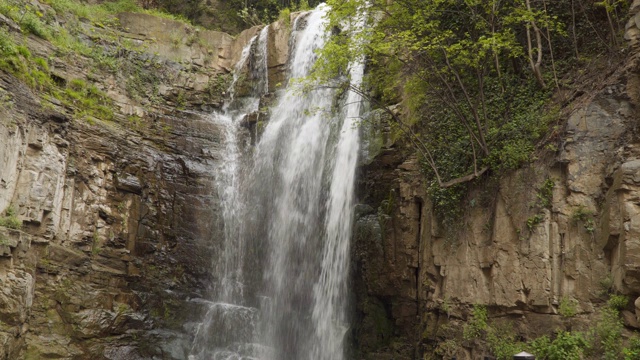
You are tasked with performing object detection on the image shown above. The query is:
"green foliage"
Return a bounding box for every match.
[427,182,465,230]
[599,274,614,295]
[308,0,566,230]
[452,299,634,360]
[4,39,113,122]
[309,0,622,230]
[593,307,624,360]
[486,321,523,360]
[571,206,593,222]
[571,205,596,234]
[176,90,186,110]
[43,0,188,25]
[278,7,291,27]
[527,213,544,231]
[607,294,628,311]
[452,303,611,360]
[623,337,640,360]
[0,206,21,229]
[537,178,555,208]
[0,0,51,39]
[0,28,16,57]
[56,78,114,122]
[20,11,51,39]
[529,335,553,359]
[124,62,162,104]
[558,296,578,318]
[533,331,588,360]
[434,338,460,358]
[206,73,232,103]
[462,305,488,340]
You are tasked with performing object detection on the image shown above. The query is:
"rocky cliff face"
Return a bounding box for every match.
[351,4,640,359]
[3,1,640,359]
[0,5,281,358]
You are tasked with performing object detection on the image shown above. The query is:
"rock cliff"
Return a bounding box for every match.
[351,3,640,359]
[2,1,640,359]
[0,4,273,358]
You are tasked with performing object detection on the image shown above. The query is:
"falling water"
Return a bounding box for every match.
[189,25,269,360]
[191,4,364,359]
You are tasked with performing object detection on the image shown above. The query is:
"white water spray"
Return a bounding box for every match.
[191,4,365,359]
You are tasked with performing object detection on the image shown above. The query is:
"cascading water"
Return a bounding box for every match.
[189,25,270,360]
[190,4,364,359]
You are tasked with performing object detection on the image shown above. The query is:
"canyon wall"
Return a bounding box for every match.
[2,1,640,359]
[351,3,640,359]
[0,6,276,358]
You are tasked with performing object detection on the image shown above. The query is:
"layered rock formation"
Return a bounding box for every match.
[0,5,277,358]
[3,1,640,359]
[351,7,640,359]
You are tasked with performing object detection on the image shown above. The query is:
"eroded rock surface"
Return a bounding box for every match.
[0,5,276,359]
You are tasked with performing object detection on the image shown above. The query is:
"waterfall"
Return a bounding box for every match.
[190,4,364,359]
[189,25,269,360]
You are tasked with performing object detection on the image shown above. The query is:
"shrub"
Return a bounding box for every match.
[607,294,628,311]
[21,12,51,39]
[463,305,488,340]
[0,29,16,57]
[558,297,578,318]
[0,206,21,229]
[594,307,623,360]
[545,331,588,360]
[623,337,640,360]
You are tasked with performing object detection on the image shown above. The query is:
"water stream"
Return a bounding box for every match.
[190,5,364,359]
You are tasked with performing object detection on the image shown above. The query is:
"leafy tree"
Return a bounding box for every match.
[312,0,560,187]
[309,0,626,221]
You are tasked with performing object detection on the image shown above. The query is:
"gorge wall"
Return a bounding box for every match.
[1,1,640,359]
[0,4,272,358]
[351,3,640,359]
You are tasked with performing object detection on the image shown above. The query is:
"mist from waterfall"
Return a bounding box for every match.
[189,4,364,359]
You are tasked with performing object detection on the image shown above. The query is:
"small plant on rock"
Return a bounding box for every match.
[607,294,628,311]
[527,213,544,231]
[599,274,614,296]
[571,205,596,234]
[537,177,555,208]
[558,296,578,318]
[0,206,21,229]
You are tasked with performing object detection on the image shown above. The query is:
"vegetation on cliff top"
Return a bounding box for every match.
[311,0,629,224]
[152,0,321,33]
[0,0,221,127]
